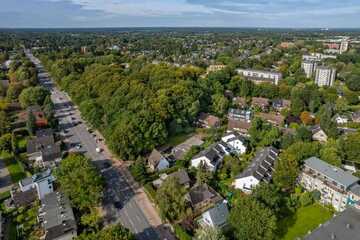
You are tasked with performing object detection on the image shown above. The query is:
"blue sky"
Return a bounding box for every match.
[1,0,360,28]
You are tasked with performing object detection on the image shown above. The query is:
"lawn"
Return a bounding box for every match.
[277,203,334,240]
[1,151,27,183]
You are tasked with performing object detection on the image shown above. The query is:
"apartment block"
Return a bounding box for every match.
[315,66,336,87]
[236,69,282,85]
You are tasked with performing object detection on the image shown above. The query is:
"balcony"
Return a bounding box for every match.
[302,170,346,194]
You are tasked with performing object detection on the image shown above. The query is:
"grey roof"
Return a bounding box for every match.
[148,149,165,167]
[305,207,360,240]
[236,147,279,181]
[205,202,229,227]
[36,129,54,138]
[304,157,359,189]
[193,143,228,166]
[27,132,55,155]
[168,169,190,186]
[172,136,204,160]
[349,184,360,197]
[188,184,221,206]
[40,192,77,240]
[20,169,53,188]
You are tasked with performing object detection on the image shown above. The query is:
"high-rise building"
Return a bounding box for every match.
[340,39,349,54]
[315,66,336,87]
[301,60,318,78]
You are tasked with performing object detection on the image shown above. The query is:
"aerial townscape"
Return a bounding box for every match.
[1,1,360,240]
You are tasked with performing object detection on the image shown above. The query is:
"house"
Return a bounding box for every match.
[38,192,77,240]
[305,207,360,240]
[352,111,360,123]
[191,143,230,172]
[198,113,221,129]
[199,201,229,228]
[228,108,252,122]
[172,135,204,160]
[256,112,284,126]
[148,149,170,172]
[272,99,291,111]
[152,169,191,189]
[232,97,247,109]
[206,64,226,74]
[221,132,247,154]
[17,105,48,128]
[27,129,61,167]
[236,69,282,85]
[227,119,251,135]
[224,90,234,99]
[233,147,279,193]
[334,114,349,124]
[300,157,360,211]
[11,169,54,207]
[310,125,328,143]
[251,97,270,111]
[186,184,223,213]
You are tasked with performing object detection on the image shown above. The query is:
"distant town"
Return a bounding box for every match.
[0,28,360,240]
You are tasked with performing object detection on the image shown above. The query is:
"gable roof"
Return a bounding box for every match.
[192,143,228,167]
[304,157,359,189]
[251,97,270,107]
[168,169,191,186]
[188,184,221,206]
[256,112,284,126]
[305,207,360,240]
[148,149,165,167]
[227,119,251,133]
[204,202,229,227]
[236,147,279,181]
[198,113,220,127]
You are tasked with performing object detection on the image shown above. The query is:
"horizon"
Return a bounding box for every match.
[1,0,360,28]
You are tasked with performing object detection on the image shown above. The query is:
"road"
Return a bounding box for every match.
[25,50,159,240]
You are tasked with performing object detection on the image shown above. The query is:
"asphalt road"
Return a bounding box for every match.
[25,50,159,240]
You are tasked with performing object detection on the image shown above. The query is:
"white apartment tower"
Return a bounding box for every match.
[302,60,318,78]
[315,66,336,87]
[340,40,349,54]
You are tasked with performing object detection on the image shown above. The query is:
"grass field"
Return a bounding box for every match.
[1,151,27,182]
[278,203,334,240]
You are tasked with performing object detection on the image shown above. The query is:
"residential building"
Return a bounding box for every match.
[198,113,221,129]
[351,111,360,123]
[16,105,48,128]
[147,149,170,172]
[280,42,295,49]
[233,147,279,193]
[27,129,61,167]
[334,114,349,124]
[186,184,223,213]
[315,66,336,87]
[191,143,230,172]
[300,157,360,211]
[172,135,204,160]
[272,99,291,111]
[236,69,282,85]
[221,132,247,155]
[232,97,247,109]
[19,169,54,199]
[251,97,270,111]
[227,108,252,122]
[38,192,77,240]
[305,207,360,240]
[206,64,226,74]
[199,201,229,228]
[256,112,284,126]
[340,39,350,54]
[152,169,191,189]
[302,60,318,78]
[310,125,328,143]
[227,119,251,135]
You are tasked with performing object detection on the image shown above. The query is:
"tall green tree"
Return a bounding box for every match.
[195,226,226,240]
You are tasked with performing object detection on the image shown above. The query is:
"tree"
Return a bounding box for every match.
[300,111,313,125]
[195,226,226,240]
[295,126,312,142]
[320,139,341,167]
[19,86,50,108]
[156,176,190,222]
[55,154,104,211]
[0,133,12,152]
[76,224,135,240]
[26,111,36,135]
[211,94,229,116]
[229,195,277,240]
[0,111,10,135]
[346,74,360,91]
[339,132,360,164]
[252,183,282,214]
[196,162,213,184]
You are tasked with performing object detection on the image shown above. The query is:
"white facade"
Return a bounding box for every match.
[19,170,54,199]
[221,133,246,154]
[233,176,260,194]
[315,67,336,87]
[335,115,349,124]
[302,61,317,78]
[340,40,349,54]
[191,143,229,172]
[236,69,281,85]
[191,156,218,172]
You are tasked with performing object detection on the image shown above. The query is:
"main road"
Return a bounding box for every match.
[25,50,160,240]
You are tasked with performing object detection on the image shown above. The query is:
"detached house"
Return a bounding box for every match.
[186,184,223,213]
[198,113,221,128]
[310,125,328,143]
[27,129,61,168]
[16,105,48,128]
[232,97,247,109]
[228,108,252,122]
[251,97,270,111]
[221,132,247,155]
[227,119,251,135]
[148,149,170,172]
[199,201,229,229]
[233,147,279,193]
[191,143,230,172]
[272,99,291,111]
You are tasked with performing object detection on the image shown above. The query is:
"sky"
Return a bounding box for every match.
[1,0,360,28]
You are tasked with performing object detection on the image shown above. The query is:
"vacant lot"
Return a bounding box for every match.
[278,203,334,240]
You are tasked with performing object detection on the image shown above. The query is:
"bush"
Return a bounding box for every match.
[300,192,314,207]
[174,224,192,240]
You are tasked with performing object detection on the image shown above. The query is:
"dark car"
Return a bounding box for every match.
[114,201,123,209]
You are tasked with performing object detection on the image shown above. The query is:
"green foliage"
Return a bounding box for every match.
[55,154,104,211]
[195,226,226,240]
[339,132,360,164]
[0,133,12,152]
[299,192,314,207]
[345,74,360,91]
[196,162,214,184]
[211,94,229,116]
[14,202,40,239]
[229,195,277,240]
[252,183,282,214]
[76,224,135,240]
[156,176,191,222]
[0,111,10,135]
[319,139,341,167]
[26,111,36,135]
[19,86,50,108]
[174,224,193,240]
